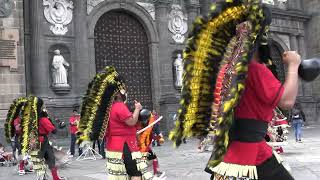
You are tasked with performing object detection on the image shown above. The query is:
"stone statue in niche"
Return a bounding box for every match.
[43,0,74,35]
[0,0,12,17]
[174,53,183,88]
[52,49,70,87]
[168,4,188,44]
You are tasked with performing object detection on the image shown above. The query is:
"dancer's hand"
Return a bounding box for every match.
[134,100,142,111]
[282,51,301,67]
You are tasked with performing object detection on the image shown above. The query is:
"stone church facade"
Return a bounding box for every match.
[0,0,320,140]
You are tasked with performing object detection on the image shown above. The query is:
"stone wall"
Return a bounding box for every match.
[0,0,25,144]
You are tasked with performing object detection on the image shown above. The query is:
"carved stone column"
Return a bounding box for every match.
[74,0,90,98]
[298,35,307,59]
[200,0,210,16]
[298,35,313,96]
[30,0,45,95]
[155,0,179,134]
[290,34,298,51]
[154,0,171,95]
[154,0,171,85]
[287,0,297,9]
[296,0,302,10]
[185,0,200,29]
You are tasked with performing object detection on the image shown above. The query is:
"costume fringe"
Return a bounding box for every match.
[132,152,153,180]
[210,162,258,179]
[211,152,283,180]
[4,97,27,143]
[106,151,153,180]
[30,150,46,176]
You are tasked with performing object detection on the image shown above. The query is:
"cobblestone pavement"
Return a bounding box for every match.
[1,125,320,180]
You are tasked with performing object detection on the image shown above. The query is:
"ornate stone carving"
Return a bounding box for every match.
[174,53,183,88]
[0,0,13,17]
[168,4,188,44]
[43,0,74,35]
[52,49,70,87]
[136,2,155,20]
[263,0,288,9]
[87,0,104,15]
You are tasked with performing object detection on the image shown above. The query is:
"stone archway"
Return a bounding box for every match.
[94,11,153,110]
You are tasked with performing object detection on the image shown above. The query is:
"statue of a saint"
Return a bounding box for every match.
[52,49,70,87]
[174,53,183,88]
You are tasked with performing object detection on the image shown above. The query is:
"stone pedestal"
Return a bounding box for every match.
[52,85,71,95]
[159,94,180,135]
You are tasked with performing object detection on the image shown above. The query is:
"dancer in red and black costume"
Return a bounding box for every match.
[210,51,300,180]
[38,109,65,180]
[169,1,301,179]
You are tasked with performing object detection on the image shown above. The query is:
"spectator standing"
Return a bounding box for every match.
[69,110,82,157]
[292,109,304,142]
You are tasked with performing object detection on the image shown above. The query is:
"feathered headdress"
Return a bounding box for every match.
[4,97,28,143]
[78,66,126,144]
[19,96,47,176]
[170,0,272,168]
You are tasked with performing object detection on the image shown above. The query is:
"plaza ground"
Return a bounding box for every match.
[1,125,320,180]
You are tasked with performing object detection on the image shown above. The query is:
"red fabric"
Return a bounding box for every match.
[19,160,24,170]
[106,102,139,152]
[235,61,284,121]
[50,167,61,180]
[69,115,79,134]
[223,61,284,166]
[39,117,56,143]
[13,117,22,135]
[153,159,159,174]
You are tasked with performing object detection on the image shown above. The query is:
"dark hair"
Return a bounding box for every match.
[39,110,49,118]
[73,109,78,113]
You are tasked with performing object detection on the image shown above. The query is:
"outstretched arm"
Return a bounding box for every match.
[278,51,301,109]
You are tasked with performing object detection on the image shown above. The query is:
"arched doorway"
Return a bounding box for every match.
[94,11,153,109]
[270,41,286,83]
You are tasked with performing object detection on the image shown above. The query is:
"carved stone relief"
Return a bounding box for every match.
[0,0,13,17]
[263,0,288,9]
[168,4,188,44]
[136,2,155,20]
[43,0,74,35]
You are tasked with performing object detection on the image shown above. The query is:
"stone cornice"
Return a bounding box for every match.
[271,8,311,22]
[153,0,171,8]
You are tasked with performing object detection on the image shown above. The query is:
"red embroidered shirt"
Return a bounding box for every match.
[39,117,56,143]
[223,61,284,166]
[106,102,139,152]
